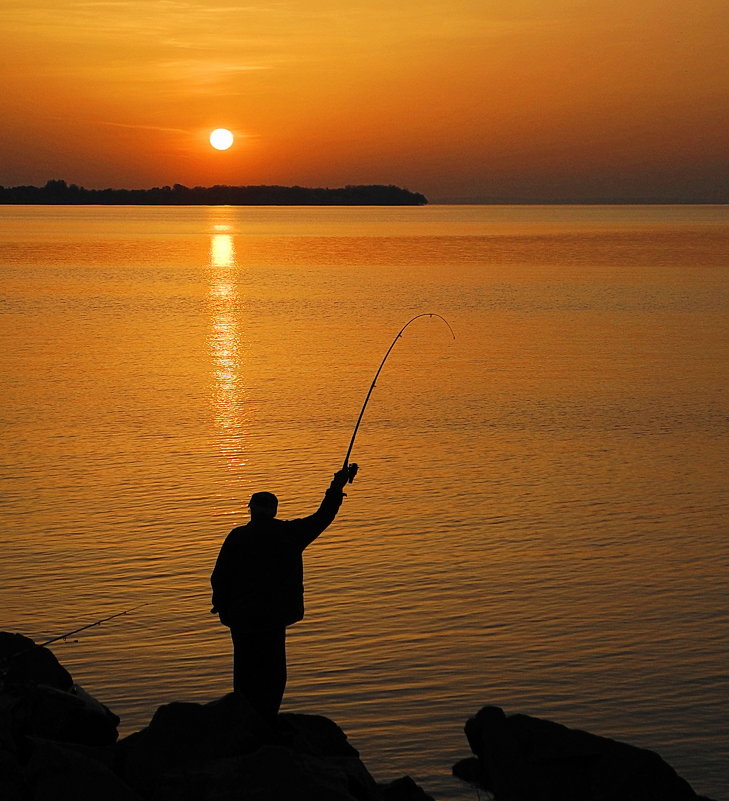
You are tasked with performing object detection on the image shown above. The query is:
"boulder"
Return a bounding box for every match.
[0,741,24,801]
[116,697,385,801]
[22,737,142,801]
[115,692,266,796]
[453,705,713,801]
[7,683,119,746]
[2,634,436,801]
[278,713,381,800]
[278,712,363,758]
[378,775,437,801]
[147,742,373,801]
[0,633,73,690]
[1,631,119,746]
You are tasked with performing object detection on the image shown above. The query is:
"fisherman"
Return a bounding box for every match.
[210,463,358,722]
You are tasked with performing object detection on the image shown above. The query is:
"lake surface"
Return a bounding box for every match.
[1,204,728,799]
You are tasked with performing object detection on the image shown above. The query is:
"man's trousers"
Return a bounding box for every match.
[230,625,287,722]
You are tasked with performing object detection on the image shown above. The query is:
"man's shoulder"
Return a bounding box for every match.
[223,523,252,544]
[228,523,250,536]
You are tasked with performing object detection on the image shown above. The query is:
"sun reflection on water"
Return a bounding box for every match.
[208,225,246,472]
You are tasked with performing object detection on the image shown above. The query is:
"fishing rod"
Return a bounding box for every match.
[342,313,456,479]
[1,603,150,670]
[36,603,150,650]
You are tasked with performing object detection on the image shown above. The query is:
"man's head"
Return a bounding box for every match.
[248,491,278,520]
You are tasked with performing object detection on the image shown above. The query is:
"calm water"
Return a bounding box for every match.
[1,205,728,799]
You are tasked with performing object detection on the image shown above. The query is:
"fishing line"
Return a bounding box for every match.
[342,313,455,476]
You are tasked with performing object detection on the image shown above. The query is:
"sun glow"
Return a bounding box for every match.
[209,128,234,151]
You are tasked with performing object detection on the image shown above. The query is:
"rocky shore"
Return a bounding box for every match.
[0,632,717,801]
[453,705,718,801]
[0,632,433,801]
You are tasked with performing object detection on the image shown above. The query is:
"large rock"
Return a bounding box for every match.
[453,705,714,801]
[115,698,435,801]
[22,737,142,801]
[148,742,372,801]
[1,631,119,747]
[2,634,434,801]
[0,735,24,801]
[379,776,436,801]
[115,693,266,796]
[116,697,384,801]
[1,632,126,799]
[0,633,73,690]
[6,683,120,746]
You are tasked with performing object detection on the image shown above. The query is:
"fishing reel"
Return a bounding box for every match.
[347,463,359,484]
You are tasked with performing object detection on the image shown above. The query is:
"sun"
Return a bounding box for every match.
[210,128,234,151]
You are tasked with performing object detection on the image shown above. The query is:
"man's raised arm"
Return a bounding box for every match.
[291,463,358,548]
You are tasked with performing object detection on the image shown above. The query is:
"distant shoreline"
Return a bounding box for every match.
[1,181,725,206]
[0,180,428,206]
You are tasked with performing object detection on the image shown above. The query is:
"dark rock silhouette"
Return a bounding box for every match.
[3,637,718,801]
[0,633,119,747]
[0,633,433,801]
[21,738,140,801]
[453,705,716,801]
[0,633,73,690]
[0,180,428,205]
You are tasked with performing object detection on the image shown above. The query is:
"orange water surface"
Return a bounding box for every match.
[1,204,728,799]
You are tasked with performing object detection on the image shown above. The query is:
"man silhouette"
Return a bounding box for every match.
[210,463,357,722]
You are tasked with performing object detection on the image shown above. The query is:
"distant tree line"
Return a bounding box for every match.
[0,179,428,206]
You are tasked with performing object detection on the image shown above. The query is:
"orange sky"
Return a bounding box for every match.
[1,0,728,201]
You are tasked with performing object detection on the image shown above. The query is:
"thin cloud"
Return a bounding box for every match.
[93,120,190,134]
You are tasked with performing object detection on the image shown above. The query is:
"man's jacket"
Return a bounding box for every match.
[210,487,344,629]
